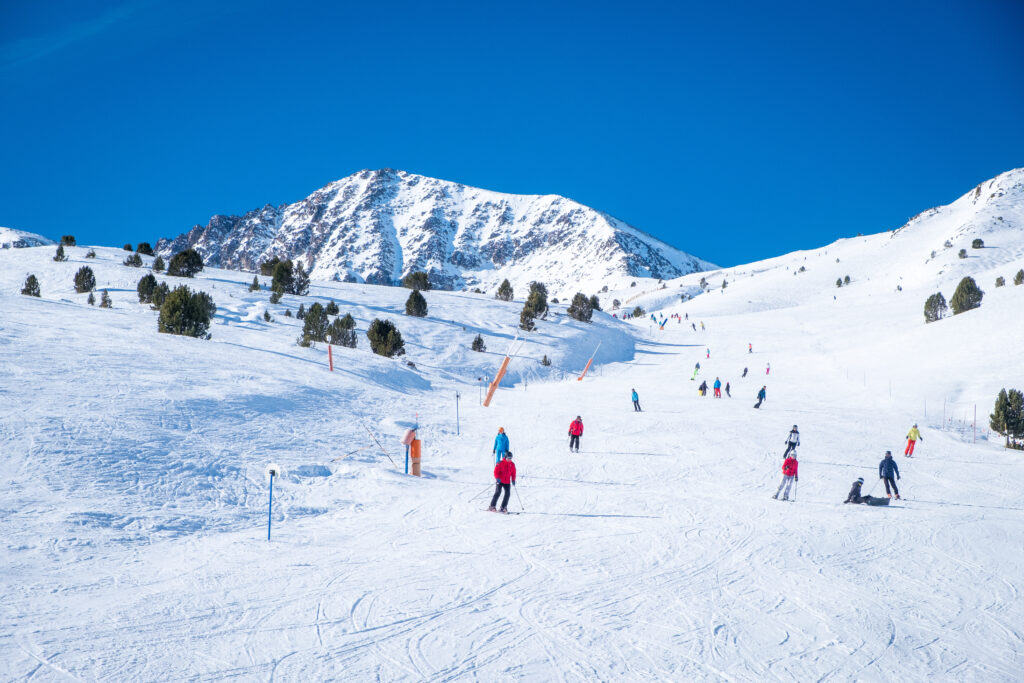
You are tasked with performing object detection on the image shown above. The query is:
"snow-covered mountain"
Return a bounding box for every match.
[155,169,713,297]
[0,226,53,249]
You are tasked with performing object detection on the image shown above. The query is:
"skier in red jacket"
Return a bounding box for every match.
[488,451,517,513]
[568,416,584,453]
[773,451,799,501]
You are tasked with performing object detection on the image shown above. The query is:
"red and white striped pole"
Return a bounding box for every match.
[328,344,334,372]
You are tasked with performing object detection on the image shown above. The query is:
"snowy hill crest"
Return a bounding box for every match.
[155,169,712,296]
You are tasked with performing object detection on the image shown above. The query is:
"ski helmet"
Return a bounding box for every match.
[498,427,504,433]
[856,477,864,484]
[504,451,513,458]
[885,450,892,456]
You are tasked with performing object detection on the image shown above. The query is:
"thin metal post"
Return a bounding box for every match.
[267,472,274,541]
[456,392,460,436]
[974,404,977,444]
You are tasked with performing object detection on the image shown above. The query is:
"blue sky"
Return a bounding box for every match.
[2,0,1022,266]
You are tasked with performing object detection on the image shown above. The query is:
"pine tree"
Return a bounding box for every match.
[519,306,536,331]
[60,235,76,246]
[367,319,405,357]
[73,266,96,293]
[249,276,260,292]
[972,238,984,249]
[21,274,40,297]
[136,242,154,256]
[123,243,133,251]
[298,302,328,347]
[1015,269,1024,286]
[996,276,1005,287]
[297,303,306,320]
[292,261,310,296]
[541,354,552,367]
[632,306,645,317]
[99,289,112,308]
[269,289,283,304]
[325,300,339,315]
[151,282,169,308]
[405,289,428,317]
[85,250,96,258]
[993,388,1024,448]
[260,257,281,276]
[844,275,851,285]
[327,313,357,347]
[923,292,948,323]
[263,310,272,322]
[471,334,486,352]
[519,281,548,330]
[958,248,967,259]
[567,292,593,322]
[153,256,165,272]
[87,292,95,305]
[167,249,204,277]
[123,253,143,267]
[612,299,621,310]
[589,294,601,312]
[158,285,216,338]
[496,279,514,301]
[950,276,983,315]
[402,271,431,290]
[137,273,158,303]
[271,260,294,294]
[836,278,843,288]
[53,244,68,262]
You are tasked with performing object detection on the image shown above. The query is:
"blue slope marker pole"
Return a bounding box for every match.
[405,445,410,474]
[267,471,275,541]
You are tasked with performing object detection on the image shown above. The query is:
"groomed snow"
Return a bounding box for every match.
[2,169,1024,680]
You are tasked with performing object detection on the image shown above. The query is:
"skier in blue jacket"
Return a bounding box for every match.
[493,428,510,465]
[631,389,642,412]
[878,451,901,499]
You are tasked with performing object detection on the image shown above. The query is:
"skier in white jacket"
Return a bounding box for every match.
[783,426,800,458]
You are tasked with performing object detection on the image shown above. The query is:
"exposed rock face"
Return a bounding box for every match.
[156,169,712,296]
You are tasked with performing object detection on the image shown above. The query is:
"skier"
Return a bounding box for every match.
[742,367,748,378]
[493,427,510,465]
[568,416,584,453]
[698,380,708,397]
[685,313,689,320]
[783,425,800,457]
[879,451,901,499]
[713,377,722,398]
[725,381,731,397]
[844,477,867,504]
[706,348,710,359]
[766,362,771,375]
[632,388,642,412]
[748,342,752,354]
[773,450,798,500]
[692,362,700,380]
[754,385,767,409]
[488,451,517,513]
[700,321,705,331]
[904,424,923,457]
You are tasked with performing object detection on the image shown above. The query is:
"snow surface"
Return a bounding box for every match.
[2,170,1024,680]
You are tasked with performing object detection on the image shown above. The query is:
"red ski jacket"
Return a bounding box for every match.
[568,420,584,436]
[494,460,517,484]
[782,457,798,477]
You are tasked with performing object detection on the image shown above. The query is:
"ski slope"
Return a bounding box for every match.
[2,170,1024,680]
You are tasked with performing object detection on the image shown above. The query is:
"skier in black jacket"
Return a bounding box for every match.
[879,451,901,499]
[844,478,866,504]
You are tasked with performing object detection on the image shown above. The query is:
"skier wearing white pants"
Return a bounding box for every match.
[773,452,799,500]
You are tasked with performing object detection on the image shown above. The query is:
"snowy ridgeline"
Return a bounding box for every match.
[1,168,1024,680]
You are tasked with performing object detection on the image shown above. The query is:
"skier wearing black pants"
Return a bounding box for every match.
[489,451,517,513]
[783,426,800,457]
[878,451,901,499]
[631,388,642,412]
[568,416,584,452]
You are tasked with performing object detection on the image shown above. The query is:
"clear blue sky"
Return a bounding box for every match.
[2,0,1022,266]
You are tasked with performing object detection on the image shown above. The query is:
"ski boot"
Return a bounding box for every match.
[772,493,778,500]
[487,506,497,512]
[781,495,789,501]
[499,508,509,514]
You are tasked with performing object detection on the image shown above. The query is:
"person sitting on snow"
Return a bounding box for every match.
[844,477,867,504]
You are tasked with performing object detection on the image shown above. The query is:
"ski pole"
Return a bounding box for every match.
[513,483,525,511]
[469,482,493,503]
[793,479,798,502]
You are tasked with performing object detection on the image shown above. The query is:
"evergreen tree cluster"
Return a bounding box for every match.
[924,276,985,322]
[269,259,310,297]
[167,249,204,277]
[136,242,154,256]
[153,256,165,272]
[327,314,357,348]
[990,388,1024,449]
[401,271,431,290]
[298,303,328,347]
[567,292,593,322]
[123,252,143,267]
[158,285,216,338]
[519,282,548,331]
[60,235,76,246]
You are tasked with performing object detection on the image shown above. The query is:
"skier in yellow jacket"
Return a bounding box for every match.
[904,424,923,457]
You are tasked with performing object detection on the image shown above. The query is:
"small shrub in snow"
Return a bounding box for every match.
[519,307,536,331]
[958,248,968,259]
[405,289,428,317]
[567,292,593,322]
[589,294,601,311]
[327,313,357,348]
[551,297,559,304]
[972,238,984,249]
[923,292,947,323]
[123,253,143,267]
[123,243,133,251]
[260,257,280,276]
[284,309,292,317]
[950,276,983,315]
[520,282,548,330]
[699,277,707,289]
[60,235,76,246]
[402,271,431,290]
[990,388,1024,449]
[158,285,216,338]
[21,274,40,297]
[844,275,851,284]
[263,310,272,322]
[541,354,552,367]
[995,276,1005,287]
[721,280,728,290]
[136,242,154,256]
[87,292,95,305]
[944,240,952,248]
[269,289,283,304]
[367,319,405,357]
[612,299,621,309]
[325,300,339,315]
[73,266,95,293]
[249,276,260,292]
[53,244,68,262]
[297,303,307,320]
[99,289,112,308]
[86,249,96,258]
[798,265,806,272]
[298,302,328,347]
[601,285,608,293]
[1014,269,1024,286]
[153,256,165,272]
[150,282,170,308]
[836,278,843,288]
[632,306,645,317]
[471,334,486,352]
[167,248,204,277]
[137,273,158,303]
[630,281,637,288]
